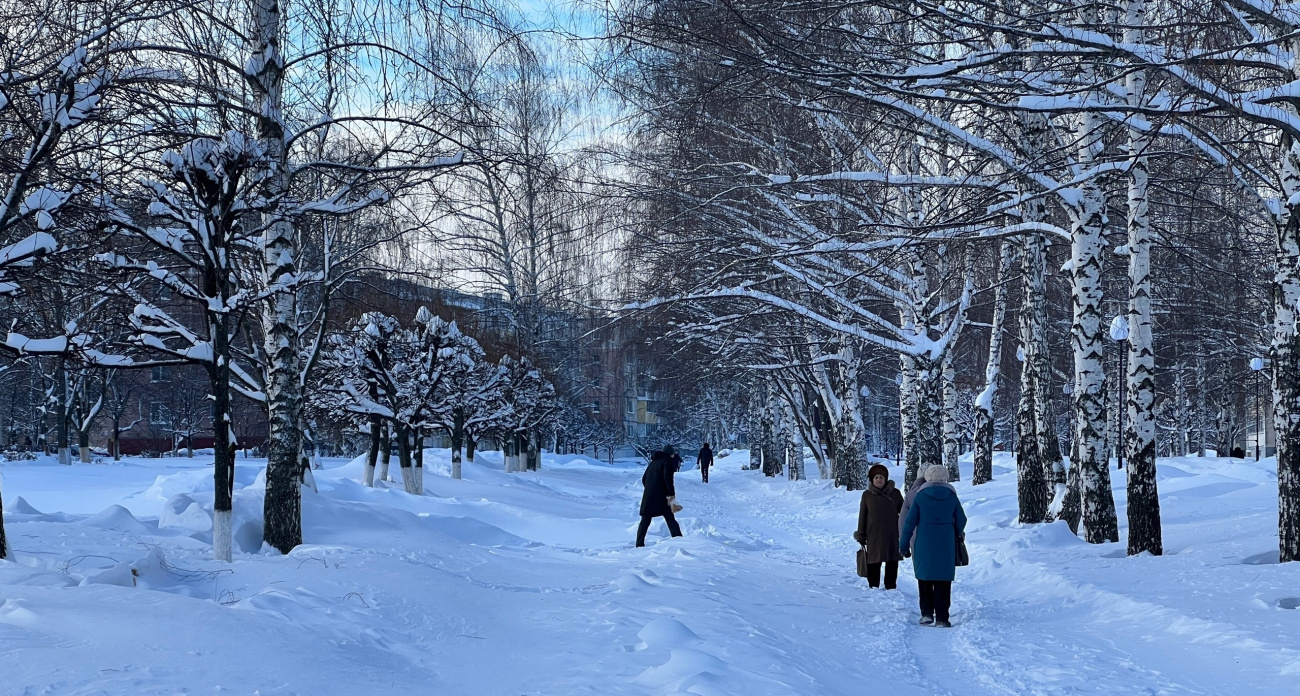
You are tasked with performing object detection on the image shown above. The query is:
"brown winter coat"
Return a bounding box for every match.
[855,480,905,563]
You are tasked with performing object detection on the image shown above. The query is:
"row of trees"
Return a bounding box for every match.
[315,309,558,493]
[607,0,1294,561]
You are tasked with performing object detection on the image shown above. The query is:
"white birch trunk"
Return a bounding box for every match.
[942,354,960,481]
[812,361,841,481]
[1195,360,1208,456]
[1068,90,1120,543]
[1012,106,1053,522]
[835,347,867,489]
[1175,368,1190,457]
[900,354,919,489]
[252,0,303,555]
[911,354,944,482]
[1123,8,1162,552]
[974,242,1011,485]
[1016,230,1049,522]
[1275,112,1300,563]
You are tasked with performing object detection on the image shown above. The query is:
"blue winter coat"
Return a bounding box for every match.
[899,483,968,582]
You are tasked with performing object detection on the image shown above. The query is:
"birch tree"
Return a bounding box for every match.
[973,241,1012,485]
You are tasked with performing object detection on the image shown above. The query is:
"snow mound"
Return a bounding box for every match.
[633,648,729,688]
[159,493,211,533]
[8,496,46,516]
[79,561,135,587]
[84,504,153,535]
[0,598,40,626]
[636,618,702,650]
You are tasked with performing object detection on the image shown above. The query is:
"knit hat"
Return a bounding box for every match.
[867,464,890,481]
[661,444,677,456]
[925,465,950,483]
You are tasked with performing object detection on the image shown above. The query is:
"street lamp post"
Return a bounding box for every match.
[1110,316,1130,470]
[1250,357,1266,461]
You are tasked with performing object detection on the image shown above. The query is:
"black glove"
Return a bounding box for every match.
[853,531,864,544]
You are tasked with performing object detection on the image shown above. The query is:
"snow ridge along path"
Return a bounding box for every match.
[0,450,1296,694]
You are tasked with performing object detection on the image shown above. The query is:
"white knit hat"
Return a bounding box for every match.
[924,465,950,483]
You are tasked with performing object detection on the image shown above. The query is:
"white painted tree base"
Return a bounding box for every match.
[213,509,232,562]
[363,463,375,487]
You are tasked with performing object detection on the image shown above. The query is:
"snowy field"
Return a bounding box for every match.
[1,449,1297,695]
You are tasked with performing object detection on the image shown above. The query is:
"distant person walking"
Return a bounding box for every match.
[900,465,968,627]
[637,445,684,547]
[854,464,904,589]
[698,443,714,483]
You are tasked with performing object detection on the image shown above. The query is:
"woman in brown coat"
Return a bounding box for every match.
[854,464,905,589]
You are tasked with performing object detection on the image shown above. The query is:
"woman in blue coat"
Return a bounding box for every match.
[899,465,968,627]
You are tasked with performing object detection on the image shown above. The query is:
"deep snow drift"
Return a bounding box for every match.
[0,449,1296,695]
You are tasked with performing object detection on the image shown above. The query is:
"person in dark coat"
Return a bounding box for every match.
[854,464,905,589]
[899,465,968,627]
[637,445,683,547]
[697,443,714,483]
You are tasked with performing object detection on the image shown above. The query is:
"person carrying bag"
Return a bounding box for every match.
[854,464,905,589]
[636,445,684,547]
[899,465,968,627]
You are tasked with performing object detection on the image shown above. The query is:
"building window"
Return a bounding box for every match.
[149,402,169,426]
[151,366,169,383]
[591,401,601,414]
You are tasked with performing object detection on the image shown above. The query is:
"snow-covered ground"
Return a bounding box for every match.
[0,448,1296,695]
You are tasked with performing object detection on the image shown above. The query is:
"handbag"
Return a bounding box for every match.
[955,533,970,567]
[856,544,870,577]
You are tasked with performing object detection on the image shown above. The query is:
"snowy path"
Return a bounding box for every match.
[1,450,1298,694]
[660,458,1300,696]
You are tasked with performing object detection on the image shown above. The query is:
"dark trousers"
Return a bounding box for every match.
[917,580,952,621]
[701,465,709,483]
[636,510,683,546]
[866,561,898,589]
